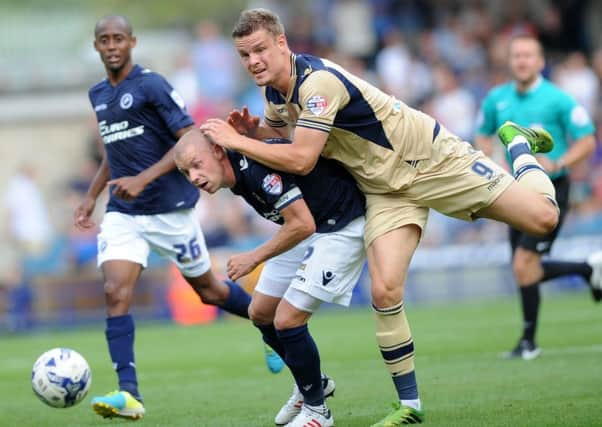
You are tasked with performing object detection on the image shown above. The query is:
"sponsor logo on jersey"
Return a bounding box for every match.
[94,103,107,112]
[487,173,504,192]
[120,93,134,109]
[536,241,551,252]
[307,95,327,115]
[262,173,283,195]
[322,270,335,286]
[98,120,145,144]
[170,90,186,109]
[262,209,282,222]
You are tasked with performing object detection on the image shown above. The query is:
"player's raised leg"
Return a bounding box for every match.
[476,122,558,235]
[91,259,146,420]
[368,225,425,426]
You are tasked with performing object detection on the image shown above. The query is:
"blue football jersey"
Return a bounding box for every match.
[228,140,365,233]
[89,64,199,214]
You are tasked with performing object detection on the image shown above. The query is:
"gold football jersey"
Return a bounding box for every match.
[263,53,440,193]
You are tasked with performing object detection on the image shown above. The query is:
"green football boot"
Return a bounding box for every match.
[371,402,425,426]
[497,121,554,154]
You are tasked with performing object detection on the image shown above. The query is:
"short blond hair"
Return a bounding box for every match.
[231,8,284,38]
[509,34,544,57]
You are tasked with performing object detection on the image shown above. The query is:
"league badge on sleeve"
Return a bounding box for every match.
[170,90,186,109]
[570,105,591,126]
[306,95,327,116]
[262,174,283,195]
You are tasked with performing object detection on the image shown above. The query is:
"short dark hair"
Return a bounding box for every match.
[509,34,544,57]
[231,8,284,38]
[95,15,133,38]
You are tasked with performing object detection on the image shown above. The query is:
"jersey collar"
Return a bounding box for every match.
[284,53,298,103]
[514,74,543,95]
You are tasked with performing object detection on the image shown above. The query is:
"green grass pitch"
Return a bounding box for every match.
[1,293,600,426]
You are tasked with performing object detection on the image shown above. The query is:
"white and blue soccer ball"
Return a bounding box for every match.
[31,348,92,408]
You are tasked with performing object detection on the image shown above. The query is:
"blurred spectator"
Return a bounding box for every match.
[191,20,240,107]
[170,52,202,112]
[428,62,476,141]
[375,29,411,98]
[553,51,599,118]
[0,263,33,332]
[331,0,376,59]
[375,28,432,106]
[4,165,53,258]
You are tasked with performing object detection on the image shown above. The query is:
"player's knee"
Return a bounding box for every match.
[104,280,132,306]
[530,203,558,236]
[248,301,274,325]
[512,261,532,286]
[541,204,559,234]
[273,314,303,330]
[512,252,540,285]
[371,279,404,308]
[184,275,227,305]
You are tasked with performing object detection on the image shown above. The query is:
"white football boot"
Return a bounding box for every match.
[284,403,334,427]
[274,375,335,425]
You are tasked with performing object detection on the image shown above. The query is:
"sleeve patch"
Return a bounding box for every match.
[275,187,302,209]
[570,105,591,127]
[306,95,328,116]
[262,174,283,195]
[170,90,186,109]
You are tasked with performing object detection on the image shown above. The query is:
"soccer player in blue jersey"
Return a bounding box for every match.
[73,15,275,420]
[476,34,602,360]
[174,129,366,427]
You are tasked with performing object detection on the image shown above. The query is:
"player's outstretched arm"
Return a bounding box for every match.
[226,198,316,281]
[548,134,596,173]
[201,120,326,175]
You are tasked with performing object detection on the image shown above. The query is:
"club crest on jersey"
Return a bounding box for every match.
[120,93,133,109]
[262,174,283,195]
[306,95,327,115]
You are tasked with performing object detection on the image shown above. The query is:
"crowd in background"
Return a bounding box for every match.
[3,0,602,328]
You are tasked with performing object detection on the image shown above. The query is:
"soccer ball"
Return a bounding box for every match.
[31,348,92,408]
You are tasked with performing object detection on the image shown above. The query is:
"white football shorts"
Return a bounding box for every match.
[97,209,211,277]
[255,216,366,312]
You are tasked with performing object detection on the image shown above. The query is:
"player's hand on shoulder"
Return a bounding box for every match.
[227,106,259,136]
[108,176,146,201]
[226,251,260,281]
[74,198,96,230]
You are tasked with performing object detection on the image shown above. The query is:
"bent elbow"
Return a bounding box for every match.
[295,159,318,176]
[297,219,316,239]
[305,220,317,236]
